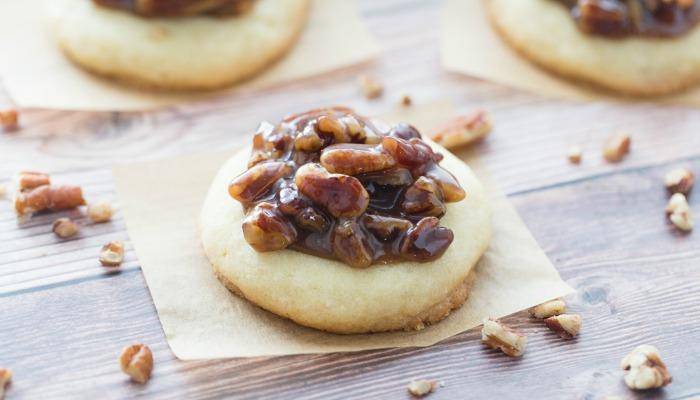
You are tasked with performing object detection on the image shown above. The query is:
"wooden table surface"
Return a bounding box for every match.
[1,0,699,399]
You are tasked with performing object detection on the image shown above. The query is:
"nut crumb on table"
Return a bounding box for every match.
[0,368,11,400]
[407,379,437,397]
[0,108,18,130]
[52,217,79,238]
[119,344,153,384]
[358,75,383,99]
[664,167,694,195]
[431,110,492,149]
[481,318,527,357]
[567,146,582,164]
[529,298,566,319]
[544,313,582,339]
[602,133,631,163]
[13,171,86,218]
[88,200,114,223]
[621,345,672,390]
[17,171,50,191]
[666,193,693,232]
[100,241,125,267]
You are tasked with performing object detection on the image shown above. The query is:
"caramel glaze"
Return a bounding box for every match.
[228,107,467,268]
[557,0,700,37]
[92,0,253,17]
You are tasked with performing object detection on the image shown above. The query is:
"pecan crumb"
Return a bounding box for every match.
[400,94,412,107]
[358,75,383,99]
[603,133,631,163]
[621,345,672,390]
[567,146,583,164]
[119,344,153,384]
[529,298,566,319]
[665,193,693,232]
[52,217,79,238]
[17,171,50,191]
[481,318,527,357]
[664,167,694,195]
[88,201,114,223]
[13,175,85,218]
[0,368,11,400]
[544,313,582,339]
[100,241,125,267]
[407,379,437,397]
[0,109,18,130]
[431,110,492,149]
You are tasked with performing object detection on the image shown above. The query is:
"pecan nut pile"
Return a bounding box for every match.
[228,107,467,268]
[92,0,254,17]
[558,0,699,37]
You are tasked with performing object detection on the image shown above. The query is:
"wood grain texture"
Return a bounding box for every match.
[1,0,700,398]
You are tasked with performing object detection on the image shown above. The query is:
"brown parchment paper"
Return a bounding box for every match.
[440,0,700,106]
[0,0,379,111]
[113,103,574,359]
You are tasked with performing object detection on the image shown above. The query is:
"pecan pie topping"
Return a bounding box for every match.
[228,107,467,268]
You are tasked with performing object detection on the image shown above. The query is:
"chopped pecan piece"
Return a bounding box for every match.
[243,202,297,252]
[401,177,446,217]
[544,313,582,339]
[17,171,50,191]
[358,75,383,99]
[481,318,527,357]
[400,217,453,262]
[567,146,583,164]
[666,193,693,232]
[229,161,293,204]
[407,379,437,397]
[621,345,672,390]
[295,164,369,218]
[0,109,18,130]
[294,207,328,232]
[320,144,396,176]
[664,167,694,195]
[529,298,566,319]
[332,220,373,268]
[431,110,492,149]
[14,184,86,217]
[602,133,631,163]
[0,368,12,400]
[100,241,125,267]
[52,218,79,238]
[88,201,114,223]
[424,164,466,202]
[363,214,412,240]
[119,344,153,384]
[389,123,421,141]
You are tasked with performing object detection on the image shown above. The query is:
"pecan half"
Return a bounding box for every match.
[295,164,369,218]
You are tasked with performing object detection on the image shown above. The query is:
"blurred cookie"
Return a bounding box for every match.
[47,0,309,90]
[486,0,700,96]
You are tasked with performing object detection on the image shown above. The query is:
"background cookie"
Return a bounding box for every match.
[201,141,492,334]
[486,0,700,96]
[46,0,309,90]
